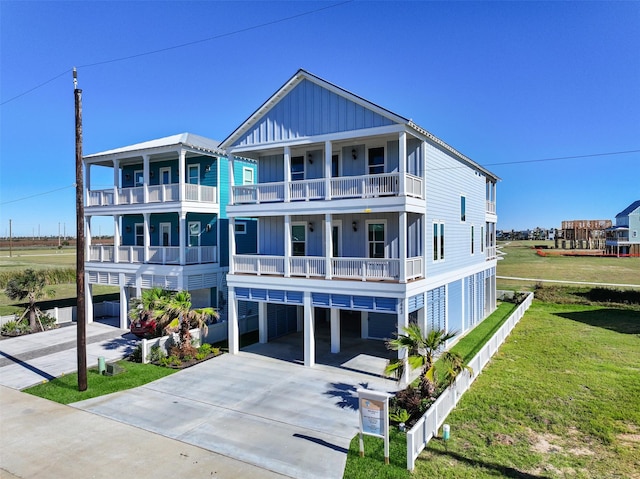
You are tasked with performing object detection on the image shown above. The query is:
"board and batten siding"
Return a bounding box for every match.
[425,142,488,276]
[233,79,396,147]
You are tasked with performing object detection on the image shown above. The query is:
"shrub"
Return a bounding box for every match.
[147,345,165,363]
[198,343,213,356]
[129,345,143,363]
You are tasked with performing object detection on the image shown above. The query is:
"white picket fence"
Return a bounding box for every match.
[406,291,534,471]
[0,306,77,327]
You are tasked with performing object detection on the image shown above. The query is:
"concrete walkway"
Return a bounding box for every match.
[72,350,399,479]
[0,321,137,390]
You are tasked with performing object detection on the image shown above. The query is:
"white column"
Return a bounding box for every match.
[179,213,186,265]
[228,287,239,354]
[229,217,236,274]
[324,140,332,200]
[417,306,426,335]
[361,311,369,339]
[303,291,315,367]
[178,150,186,201]
[119,282,129,329]
[85,280,94,324]
[399,211,407,283]
[113,159,120,205]
[284,214,291,277]
[113,215,120,263]
[324,213,332,279]
[85,216,92,260]
[259,302,268,343]
[143,154,150,203]
[228,154,235,205]
[399,131,406,196]
[284,146,291,203]
[330,308,340,354]
[143,213,150,263]
[85,163,91,206]
[398,298,410,386]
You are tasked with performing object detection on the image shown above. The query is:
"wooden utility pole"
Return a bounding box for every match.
[9,219,12,258]
[74,67,87,391]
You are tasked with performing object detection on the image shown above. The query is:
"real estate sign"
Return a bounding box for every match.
[357,389,391,465]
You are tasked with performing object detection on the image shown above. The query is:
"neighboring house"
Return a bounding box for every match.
[220,70,499,378]
[605,200,640,257]
[83,133,257,328]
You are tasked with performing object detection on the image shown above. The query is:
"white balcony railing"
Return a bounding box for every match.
[86,184,217,207]
[88,245,217,265]
[233,255,420,282]
[486,246,497,260]
[486,200,496,214]
[232,172,424,205]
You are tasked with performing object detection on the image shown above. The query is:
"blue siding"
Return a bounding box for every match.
[448,279,463,333]
[368,313,396,340]
[233,79,396,147]
[427,286,446,332]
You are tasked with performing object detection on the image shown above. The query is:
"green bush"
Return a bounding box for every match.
[129,345,143,363]
[198,343,213,356]
[147,345,166,363]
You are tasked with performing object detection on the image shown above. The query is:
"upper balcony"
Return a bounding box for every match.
[87,184,218,208]
[88,245,217,265]
[232,172,423,206]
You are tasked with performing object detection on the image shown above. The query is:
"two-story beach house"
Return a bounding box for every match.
[220,70,499,377]
[83,133,256,328]
[605,200,640,257]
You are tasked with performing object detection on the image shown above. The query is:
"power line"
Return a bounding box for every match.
[0,1,352,106]
[0,184,76,206]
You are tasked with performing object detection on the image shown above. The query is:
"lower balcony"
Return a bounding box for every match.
[233,254,423,282]
[88,245,218,265]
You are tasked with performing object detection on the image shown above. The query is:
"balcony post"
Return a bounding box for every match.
[399,212,407,283]
[113,215,120,263]
[143,213,150,263]
[398,298,410,387]
[258,302,267,343]
[179,213,186,265]
[178,150,186,202]
[85,163,91,206]
[113,159,120,205]
[143,154,150,204]
[324,140,332,200]
[228,287,239,355]
[399,131,407,197]
[284,146,291,203]
[284,214,291,278]
[330,308,340,353]
[303,291,315,367]
[324,213,332,279]
[228,154,235,206]
[229,218,236,274]
[86,215,92,261]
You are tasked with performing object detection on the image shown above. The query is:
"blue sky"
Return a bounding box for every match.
[1,1,639,237]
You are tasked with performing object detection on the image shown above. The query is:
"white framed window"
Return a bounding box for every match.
[481,226,485,253]
[159,167,171,185]
[160,223,171,247]
[367,146,385,175]
[291,222,306,256]
[461,195,466,222]
[235,222,247,234]
[291,156,305,181]
[134,170,143,187]
[433,221,445,261]
[135,223,144,246]
[331,220,342,257]
[367,220,386,258]
[188,164,200,185]
[331,153,341,177]
[188,221,200,247]
[242,167,254,185]
[471,225,475,255]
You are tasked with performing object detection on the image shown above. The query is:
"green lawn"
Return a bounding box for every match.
[496,241,640,290]
[24,360,176,404]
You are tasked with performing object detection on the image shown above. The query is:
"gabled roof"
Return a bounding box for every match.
[616,200,640,218]
[220,69,499,181]
[85,133,223,159]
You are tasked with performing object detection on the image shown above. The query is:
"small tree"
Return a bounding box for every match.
[4,269,55,332]
[161,291,217,357]
[385,324,457,382]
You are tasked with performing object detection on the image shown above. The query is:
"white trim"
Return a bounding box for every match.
[331,152,342,177]
[188,221,201,247]
[134,223,144,246]
[187,164,200,185]
[367,145,386,175]
[134,170,143,187]
[159,222,171,247]
[460,195,467,222]
[235,221,247,235]
[242,167,254,185]
[331,220,343,257]
[290,155,305,181]
[433,221,445,262]
[291,221,307,256]
[159,167,171,185]
[365,219,387,259]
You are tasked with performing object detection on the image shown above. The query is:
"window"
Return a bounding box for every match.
[160,223,171,247]
[188,165,199,185]
[291,223,306,256]
[481,226,485,253]
[368,222,385,258]
[331,154,340,177]
[235,222,247,234]
[471,225,475,254]
[160,167,171,185]
[461,196,466,222]
[135,223,144,246]
[332,221,342,257]
[242,167,254,185]
[188,221,200,247]
[433,222,445,261]
[291,156,304,181]
[368,147,384,175]
[134,170,143,187]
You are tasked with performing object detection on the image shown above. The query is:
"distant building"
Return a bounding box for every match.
[558,219,611,249]
[605,200,640,257]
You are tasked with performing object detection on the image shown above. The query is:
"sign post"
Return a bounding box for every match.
[357,389,391,465]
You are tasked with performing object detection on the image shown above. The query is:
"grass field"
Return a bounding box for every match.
[496,241,640,290]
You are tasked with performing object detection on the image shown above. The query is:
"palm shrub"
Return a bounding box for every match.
[4,269,55,332]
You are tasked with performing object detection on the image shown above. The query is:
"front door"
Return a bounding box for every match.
[160,223,171,247]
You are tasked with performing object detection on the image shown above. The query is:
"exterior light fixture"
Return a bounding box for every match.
[308,154,313,164]
[308,222,314,232]
[352,221,358,232]
[352,149,357,160]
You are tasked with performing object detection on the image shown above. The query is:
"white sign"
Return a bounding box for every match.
[357,389,391,464]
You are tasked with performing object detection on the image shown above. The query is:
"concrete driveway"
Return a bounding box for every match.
[72,350,400,479]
